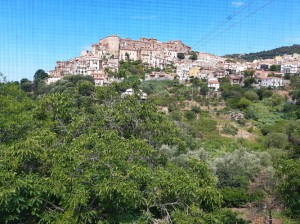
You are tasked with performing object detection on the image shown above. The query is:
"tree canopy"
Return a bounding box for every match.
[0,82,240,223]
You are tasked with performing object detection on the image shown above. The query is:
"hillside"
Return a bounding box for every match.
[224,44,300,61]
[1,68,300,223]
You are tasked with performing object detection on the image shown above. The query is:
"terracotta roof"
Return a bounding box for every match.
[208,79,219,84]
[263,76,282,79]
[120,48,138,51]
[229,75,242,80]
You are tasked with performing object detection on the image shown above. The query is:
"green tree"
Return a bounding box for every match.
[189,52,198,61]
[1,78,276,223]
[211,149,273,188]
[0,83,226,223]
[185,110,196,120]
[244,69,255,77]
[200,84,208,96]
[64,74,95,85]
[278,159,300,218]
[0,83,33,143]
[265,133,288,149]
[256,88,273,100]
[177,53,185,60]
[269,64,281,72]
[244,77,256,87]
[76,80,95,96]
[237,97,252,109]
[20,78,33,92]
[34,69,49,80]
[266,94,285,107]
[286,120,300,148]
[244,90,259,101]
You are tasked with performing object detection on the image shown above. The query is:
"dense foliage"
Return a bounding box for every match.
[0,81,248,223]
[2,64,300,223]
[225,44,300,61]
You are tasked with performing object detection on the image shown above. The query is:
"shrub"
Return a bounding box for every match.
[265,132,289,149]
[191,106,201,114]
[177,53,185,59]
[210,149,273,188]
[170,110,182,121]
[185,110,196,120]
[222,124,238,136]
[247,126,254,133]
[220,187,249,207]
[237,97,252,109]
[266,94,285,107]
[244,90,259,101]
[260,121,287,136]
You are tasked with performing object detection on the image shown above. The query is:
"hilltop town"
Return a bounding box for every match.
[48,35,300,91]
[48,35,190,85]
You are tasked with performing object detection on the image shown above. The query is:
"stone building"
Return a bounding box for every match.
[48,35,191,82]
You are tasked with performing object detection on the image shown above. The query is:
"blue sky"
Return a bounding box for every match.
[1,0,300,81]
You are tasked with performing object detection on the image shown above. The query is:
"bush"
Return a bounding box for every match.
[237,97,252,109]
[265,132,289,149]
[222,124,238,136]
[220,187,249,207]
[64,74,95,85]
[177,53,185,59]
[260,121,287,136]
[244,90,259,101]
[191,106,201,113]
[170,110,182,121]
[256,88,272,100]
[245,102,282,125]
[247,126,254,133]
[278,159,300,219]
[185,110,196,120]
[189,52,198,60]
[210,149,273,188]
[187,112,218,138]
[266,94,285,107]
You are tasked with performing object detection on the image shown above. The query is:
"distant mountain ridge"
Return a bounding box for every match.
[224,44,300,61]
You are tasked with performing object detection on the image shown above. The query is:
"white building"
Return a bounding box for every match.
[121,89,147,99]
[176,64,192,82]
[261,77,283,88]
[46,76,62,85]
[207,78,220,91]
[281,64,298,74]
[121,88,134,97]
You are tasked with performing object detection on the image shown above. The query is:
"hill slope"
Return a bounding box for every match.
[224,44,300,61]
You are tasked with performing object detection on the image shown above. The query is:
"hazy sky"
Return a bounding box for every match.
[1,0,300,81]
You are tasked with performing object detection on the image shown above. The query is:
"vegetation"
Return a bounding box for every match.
[225,44,300,61]
[270,64,281,72]
[2,63,300,223]
[177,53,185,60]
[189,51,198,61]
[0,78,244,223]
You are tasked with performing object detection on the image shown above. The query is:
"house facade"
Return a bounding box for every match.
[208,78,220,91]
[261,77,283,88]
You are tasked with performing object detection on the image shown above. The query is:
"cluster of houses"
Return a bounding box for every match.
[175,52,300,91]
[46,35,300,92]
[47,35,190,86]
